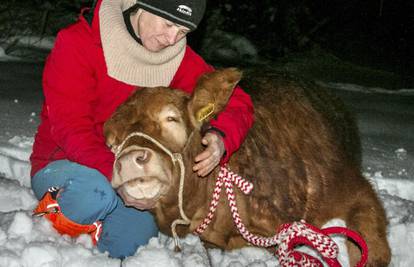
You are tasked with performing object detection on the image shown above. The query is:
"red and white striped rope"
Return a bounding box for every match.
[194,171,224,234]
[276,221,340,266]
[193,166,340,266]
[194,166,253,234]
[222,170,283,247]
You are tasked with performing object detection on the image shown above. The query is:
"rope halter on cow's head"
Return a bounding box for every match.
[113,131,192,250]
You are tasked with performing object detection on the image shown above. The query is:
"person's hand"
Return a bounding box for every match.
[193,132,225,177]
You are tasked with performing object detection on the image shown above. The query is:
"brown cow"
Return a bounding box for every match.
[104,68,390,266]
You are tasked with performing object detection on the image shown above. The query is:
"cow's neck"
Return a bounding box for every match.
[155,131,218,235]
[185,132,217,206]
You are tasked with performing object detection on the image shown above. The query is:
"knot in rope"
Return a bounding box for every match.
[276,221,339,267]
[220,166,254,194]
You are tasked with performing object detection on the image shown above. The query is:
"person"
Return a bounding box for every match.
[30,0,254,259]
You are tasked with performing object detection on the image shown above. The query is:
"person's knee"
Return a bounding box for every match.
[31,161,66,200]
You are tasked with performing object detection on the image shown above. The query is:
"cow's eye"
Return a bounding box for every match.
[167,116,178,122]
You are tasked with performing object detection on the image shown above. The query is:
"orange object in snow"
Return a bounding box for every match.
[33,188,102,245]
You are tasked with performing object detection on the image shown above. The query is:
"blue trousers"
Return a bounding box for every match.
[31,160,158,259]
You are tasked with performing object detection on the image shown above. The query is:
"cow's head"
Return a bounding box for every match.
[104,68,242,210]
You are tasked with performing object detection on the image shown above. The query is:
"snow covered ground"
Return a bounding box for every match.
[0,49,413,267]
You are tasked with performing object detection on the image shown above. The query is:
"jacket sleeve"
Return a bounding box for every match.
[209,86,254,163]
[42,29,114,180]
[171,46,255,163]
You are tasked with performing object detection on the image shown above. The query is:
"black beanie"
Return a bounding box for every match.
[136,0,206,31]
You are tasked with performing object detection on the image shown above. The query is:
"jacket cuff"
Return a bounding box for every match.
[201,123,225,138]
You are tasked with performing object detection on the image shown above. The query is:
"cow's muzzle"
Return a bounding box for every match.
[111,131,192,248]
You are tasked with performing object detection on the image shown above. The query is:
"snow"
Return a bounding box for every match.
[319,82,414,96]
[0,47,413,267]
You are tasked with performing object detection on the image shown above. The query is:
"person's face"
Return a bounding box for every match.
[136,10,190,52]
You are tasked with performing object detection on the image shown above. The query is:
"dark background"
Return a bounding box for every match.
[0,0,412,88]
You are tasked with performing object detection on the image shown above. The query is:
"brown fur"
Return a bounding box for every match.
[104,68,391,266]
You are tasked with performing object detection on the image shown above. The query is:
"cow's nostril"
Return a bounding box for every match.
[135,149,150,164]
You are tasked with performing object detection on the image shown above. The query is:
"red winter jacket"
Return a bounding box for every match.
[30,1,254,181]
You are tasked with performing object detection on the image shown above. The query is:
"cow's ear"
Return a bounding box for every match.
[104,98,138,150]
[104,112,127,150]
[188,68,242,128]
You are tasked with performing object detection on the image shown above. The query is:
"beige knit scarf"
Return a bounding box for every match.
[99,0,186,87]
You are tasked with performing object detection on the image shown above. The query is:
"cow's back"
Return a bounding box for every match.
[227,70,363,227]
[240,69,361,167]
